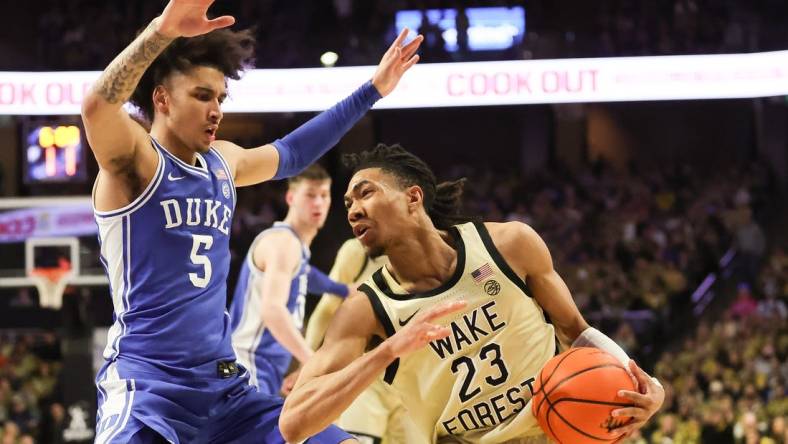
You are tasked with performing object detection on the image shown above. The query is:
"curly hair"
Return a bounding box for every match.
[343,143,474,230]
[130,28,255,121]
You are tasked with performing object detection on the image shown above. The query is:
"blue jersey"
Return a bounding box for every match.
[94,137,237,378]
[229,222,310,392]
[92,140,352,443]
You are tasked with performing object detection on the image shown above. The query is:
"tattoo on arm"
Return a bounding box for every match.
[95,22,174,104]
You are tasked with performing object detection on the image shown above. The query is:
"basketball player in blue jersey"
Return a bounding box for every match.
[282,144,665,443]
[80,0,422,441]
[230,164,349,395]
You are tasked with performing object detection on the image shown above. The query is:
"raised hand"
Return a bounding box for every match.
[609,360,665,438]
[155,0,236,38]
[385,300,467,358]
[371,28,424,97]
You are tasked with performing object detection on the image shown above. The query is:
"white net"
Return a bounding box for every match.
[0,197,107,309]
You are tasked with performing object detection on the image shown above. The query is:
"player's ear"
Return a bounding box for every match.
[285,188,295,206]
[152,85,169,115]
[405,185,424,211]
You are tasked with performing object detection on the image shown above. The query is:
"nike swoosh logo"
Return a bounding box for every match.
[168,172,186,181]
[398,309,420,327]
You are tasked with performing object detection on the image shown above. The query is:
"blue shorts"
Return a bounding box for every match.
[251,356,286,396]
[95,359,352,444]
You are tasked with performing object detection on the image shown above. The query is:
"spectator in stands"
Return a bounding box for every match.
[729,283,758,319]
[735,208,767,284]
[27,0,787,70]
[645,245,787,443]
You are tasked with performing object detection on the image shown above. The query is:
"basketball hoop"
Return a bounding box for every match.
[0,205,109,309]
[30,265,74,309]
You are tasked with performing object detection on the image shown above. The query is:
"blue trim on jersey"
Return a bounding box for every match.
[152,137,210,179]
[94,146,165,219]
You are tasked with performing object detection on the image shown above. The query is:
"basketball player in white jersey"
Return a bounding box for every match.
[81,0,422,440]
[305,238,419,444]
[281,144,664,443]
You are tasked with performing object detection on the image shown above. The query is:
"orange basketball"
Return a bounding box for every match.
[532,347,636,444]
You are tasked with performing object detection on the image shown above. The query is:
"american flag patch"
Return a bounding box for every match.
[471,263,494,283]
[215,168,228,180]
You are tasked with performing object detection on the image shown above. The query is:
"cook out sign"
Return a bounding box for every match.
[1,50,787,115]
[445,69,600,96]
[0,72,96,114]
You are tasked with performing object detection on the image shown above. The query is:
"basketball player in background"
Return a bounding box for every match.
[281,144,665,443]
[230,164,350,396]
[80,0,422,439]
[304,237,419,444]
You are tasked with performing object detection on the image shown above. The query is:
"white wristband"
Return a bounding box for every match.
[571,327,630,366]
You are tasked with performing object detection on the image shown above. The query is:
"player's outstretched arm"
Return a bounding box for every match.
[82,0,234,173]
[280,295,465,443]
[214,29,424,187]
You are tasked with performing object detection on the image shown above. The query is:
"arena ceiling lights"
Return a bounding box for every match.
[1,50,787,115]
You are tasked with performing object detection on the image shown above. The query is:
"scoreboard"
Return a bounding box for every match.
[24,123,87,183]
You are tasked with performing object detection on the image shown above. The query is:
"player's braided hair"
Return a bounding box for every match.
[343,143,475,230]
[130,28,256,122]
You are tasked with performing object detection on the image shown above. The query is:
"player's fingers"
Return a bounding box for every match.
[611,407,649,420]
[618,390,650,405]
[626,371,639,393]
[207,15,235,30]
[401,54,420,72]
[423,300,467,321]
[629,360,651,390]
[401,35,424,60]
[610,422,640,437]
[424,326,450,341]
[391,27,410,49]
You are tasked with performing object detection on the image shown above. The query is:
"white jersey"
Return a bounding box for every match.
[359,222,557,443]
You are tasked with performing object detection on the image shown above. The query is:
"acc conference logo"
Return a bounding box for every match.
[484,279,500,296]
[222,182,231,199]
[63,402,94,441]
